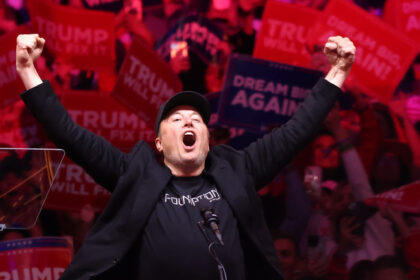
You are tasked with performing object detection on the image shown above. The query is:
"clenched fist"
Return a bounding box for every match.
[324,36,356,72]
[16,34,45,72]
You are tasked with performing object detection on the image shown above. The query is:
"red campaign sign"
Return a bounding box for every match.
[0,26,31,109]
[112,37,182,127]
[28,0,115,70]
[383,0,420,47]
[253,0,320,67]
[47,156,112,212]
[0,237,73,280]
[44,90,155,212]
[365,181,420,214]
[306,0,418,104]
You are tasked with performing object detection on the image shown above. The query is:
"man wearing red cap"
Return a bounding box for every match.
[16,34,355,279]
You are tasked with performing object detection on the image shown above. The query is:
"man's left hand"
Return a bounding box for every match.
[324,36,356,73]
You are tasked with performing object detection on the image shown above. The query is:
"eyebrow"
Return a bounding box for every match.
[171,111,200,118]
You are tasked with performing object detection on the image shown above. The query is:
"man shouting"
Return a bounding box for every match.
[16,33,355,279]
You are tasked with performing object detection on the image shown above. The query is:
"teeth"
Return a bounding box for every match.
[185,132,194,136]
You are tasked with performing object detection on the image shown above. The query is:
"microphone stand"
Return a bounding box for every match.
[197,220,227,280]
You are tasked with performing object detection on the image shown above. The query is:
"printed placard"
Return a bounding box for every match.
[28,0,115,70]
[0,237,73,280]
[253,0,321,67]
[307,0,418,104]
[43,90,154,212]
[218,54,323,134]
[113,37,182,127]
[365,181,420,213]
[383,0,420,46]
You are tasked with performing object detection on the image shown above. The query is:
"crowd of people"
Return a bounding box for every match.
[1,0,420,279]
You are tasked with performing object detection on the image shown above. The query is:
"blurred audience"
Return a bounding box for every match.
[0,2,419,278]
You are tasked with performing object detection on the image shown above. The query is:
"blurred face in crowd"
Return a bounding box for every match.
[155,106,210,175]
[373,268,406,280]
[207,1,239,34]
[205,64,224,93]
[372,152,401,193]
[313,135,339,168]
[330,184,353,216]
[340,109,361,135]
[274,238,296,272]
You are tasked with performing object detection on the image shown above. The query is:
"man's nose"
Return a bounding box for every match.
[184,118,193,127]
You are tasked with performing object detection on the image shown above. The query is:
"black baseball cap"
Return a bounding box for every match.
[155,91,211,135]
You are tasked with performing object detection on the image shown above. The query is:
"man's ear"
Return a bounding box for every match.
[155,137,163,152]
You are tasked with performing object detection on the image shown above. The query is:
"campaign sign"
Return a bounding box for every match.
[155,15,224,63]
[113,37,182,127]
[307,0,418,104]
[253,0,321,67]
[365,181,420,214]
[218,54,323,134]
[0,26,30,109]
[43,90,154,212]
[0,237,73,280]
[28,0,115,70]
[383,0,420,46]
[206,91,260,149]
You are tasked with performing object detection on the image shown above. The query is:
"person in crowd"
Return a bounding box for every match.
[372,255,408,280]
[349,259,373,280]
[15,33,355,279]
[379,203,420,279]
[273,233,305,280]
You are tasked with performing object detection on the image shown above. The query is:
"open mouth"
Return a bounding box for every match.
[183,131,196,147]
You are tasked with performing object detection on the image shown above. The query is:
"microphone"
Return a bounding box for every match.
[197,200,224,246]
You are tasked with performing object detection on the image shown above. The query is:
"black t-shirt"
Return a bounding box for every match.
[138,173,246,279]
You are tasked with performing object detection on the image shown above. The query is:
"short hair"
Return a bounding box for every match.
[350,259,374,280]
[372,255,408,274]
[271,230,299,256]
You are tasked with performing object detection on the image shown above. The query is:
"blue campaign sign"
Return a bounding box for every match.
[205,91,262,149]
[218,54,323,134]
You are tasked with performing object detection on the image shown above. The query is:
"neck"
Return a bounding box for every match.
[164,160,205,177]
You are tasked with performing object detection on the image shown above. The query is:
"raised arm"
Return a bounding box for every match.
[323,36,355,88]
[16,34,44,90]
[16,34,126,192]
[244,36,356,189]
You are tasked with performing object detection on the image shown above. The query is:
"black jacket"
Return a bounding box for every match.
[21,78,341,280]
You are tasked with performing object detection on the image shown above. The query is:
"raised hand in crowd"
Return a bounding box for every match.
[324,104,349,142]
[16,34,45,89]
[115,0,155,47]
[323,36,356,88]
[306,247,336,278]
[378,203,410,239]
[337,216,365,252]
[388,93,420,173]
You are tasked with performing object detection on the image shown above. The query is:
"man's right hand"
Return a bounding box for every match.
[16,34,45,89]
[16,34,45,71]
